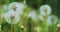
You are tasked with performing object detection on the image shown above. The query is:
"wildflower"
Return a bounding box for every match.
[39,4,52,16]
[4,11,20,24]
[47,15,58,25]
[8,2,25,15]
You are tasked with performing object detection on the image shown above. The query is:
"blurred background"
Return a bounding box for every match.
[0,0,60,32]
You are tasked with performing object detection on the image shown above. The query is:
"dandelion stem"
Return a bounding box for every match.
[11,20,12,32]
[43,15,47,32]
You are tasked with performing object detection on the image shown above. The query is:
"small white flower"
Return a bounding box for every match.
[47,15,58,25]
[4,11,20,24]
[9,2,25,15]
[28,10,37,20]
[39,4,52,16]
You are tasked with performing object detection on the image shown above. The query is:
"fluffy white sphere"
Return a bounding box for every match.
[4,11,20,24]
[28,10,37,20]
[47,15,58,25]
[8,2,25,15]
[39,4,52,16]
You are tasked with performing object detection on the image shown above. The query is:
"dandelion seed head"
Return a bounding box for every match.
[28,10,37,20]
[9,2,25,15]
[4,11,20,24]
[47,15,58,25]
[40,4,52,16]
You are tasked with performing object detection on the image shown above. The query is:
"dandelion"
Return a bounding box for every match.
[39,4,52,16]
[39,5,52,32]
[28,10,37,20]
[8,2,25,15]
[47,15,58,25]
[4,11,20,24]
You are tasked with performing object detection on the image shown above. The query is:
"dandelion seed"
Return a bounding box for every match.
[4,11,20,24]
[8,2,25,15]
[47,15,58,25]
[39,4,52,16]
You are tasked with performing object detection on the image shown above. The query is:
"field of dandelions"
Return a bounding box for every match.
[0,0,60,32]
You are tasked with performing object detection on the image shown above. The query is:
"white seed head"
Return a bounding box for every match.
[47,15,58,25]
[39,4,52,16]
[8,2,25,15]
[28,10,37,20]
[4,11,20,24]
